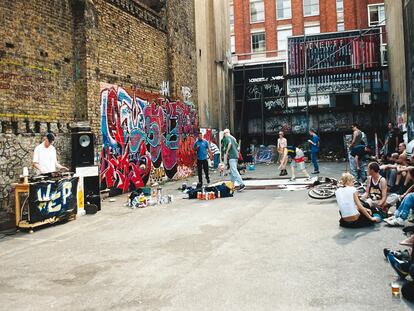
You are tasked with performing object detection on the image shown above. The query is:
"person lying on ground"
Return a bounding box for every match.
[360,162,399,213]
[336,172,380,228]
[286,146,311,182]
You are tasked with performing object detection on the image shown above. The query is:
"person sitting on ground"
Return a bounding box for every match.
[380,153,399,189]
[286,146,311,182]
[394,154,410,192]
[399,142,407,158]
[384,192,414,227]
[335,173,380,228]
[245,146,254,164]
[383,169,414,227]
[360,162,399,213]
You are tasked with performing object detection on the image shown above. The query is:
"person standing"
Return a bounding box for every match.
[223,129,245,191]
[286,146,311,182]
[210,140,220,169]
[277,131,288,176]
[193,132,211,187]
[33,133,68,175]
[308,129,320,174]
[348,123,364,181]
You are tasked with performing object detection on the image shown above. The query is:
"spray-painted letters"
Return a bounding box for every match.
[100,84,198,193]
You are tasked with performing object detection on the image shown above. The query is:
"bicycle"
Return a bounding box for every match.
[308,177,365,200]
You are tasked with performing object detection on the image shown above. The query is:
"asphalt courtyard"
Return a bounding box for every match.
[1,162,413,311]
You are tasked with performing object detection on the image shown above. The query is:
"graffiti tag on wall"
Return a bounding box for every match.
[100,83,198,194]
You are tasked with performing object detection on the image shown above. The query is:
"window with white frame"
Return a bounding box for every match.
[304,25,320,35]
[336,0,344,22]
[303,0,319,16]
[277,27,292,57]
[250,0,265,23]
[368,4,385,27]
[231,35,236,54]
[251,32,266,53]
[230,2,234,34]
[337,23,344,31]
[277,0,291,19]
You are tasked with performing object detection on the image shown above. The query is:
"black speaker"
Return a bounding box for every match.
[84,175,101,211]
[71,132,94,170]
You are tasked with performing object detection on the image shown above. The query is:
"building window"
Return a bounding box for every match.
[337,23,344,31]
[368,4,385,27]
[277,0,291,19]
[304,25,320,35]
[230,2,234,34]
[277,28,292,57]
[250,0,265,23]
[231,35,236,54]
[336,0,344,22]
[381,44,388,66]
[303,0,319,16]
[251,32,266,53]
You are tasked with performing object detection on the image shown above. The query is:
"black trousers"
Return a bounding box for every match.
[339,213,374,228]
[197,159,209,184]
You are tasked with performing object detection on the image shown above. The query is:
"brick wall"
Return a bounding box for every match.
[0,0,198,230]
[233,0,385,60]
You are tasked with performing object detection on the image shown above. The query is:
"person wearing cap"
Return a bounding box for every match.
[33,133,68,175]
[223,129,245,191]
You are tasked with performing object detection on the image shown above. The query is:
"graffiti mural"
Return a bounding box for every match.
[100,83,198,194]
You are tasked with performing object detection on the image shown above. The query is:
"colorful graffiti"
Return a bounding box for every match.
[100,83,198,194]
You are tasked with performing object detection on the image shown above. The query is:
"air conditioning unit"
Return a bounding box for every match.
[360,92,371,105]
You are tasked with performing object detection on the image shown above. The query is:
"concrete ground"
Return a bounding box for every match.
[1,162,414,311]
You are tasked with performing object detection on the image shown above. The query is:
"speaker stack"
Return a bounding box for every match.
[71,124,101,211]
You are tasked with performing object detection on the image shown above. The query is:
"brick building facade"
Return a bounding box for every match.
[232,0,385,61]
[231,0,388,155]
[0,0,198,230]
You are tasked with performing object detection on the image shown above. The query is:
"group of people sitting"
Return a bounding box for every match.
[336,156,414,230]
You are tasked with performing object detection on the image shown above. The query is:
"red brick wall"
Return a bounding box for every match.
[233,0,384,57]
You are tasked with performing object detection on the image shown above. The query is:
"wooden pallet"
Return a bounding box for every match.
[17,214,77,234]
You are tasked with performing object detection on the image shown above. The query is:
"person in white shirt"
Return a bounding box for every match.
[335,172,379,228]
[33,133,68,175]
[210,141,220,169]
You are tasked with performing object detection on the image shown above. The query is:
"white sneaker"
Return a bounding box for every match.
[385,217,405,227]
[289,177,296,182]
[383,216,395,223]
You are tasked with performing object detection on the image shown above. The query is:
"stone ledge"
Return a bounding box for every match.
[105,0,167,32]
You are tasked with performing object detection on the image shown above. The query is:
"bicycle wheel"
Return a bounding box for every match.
[308,185,336,199]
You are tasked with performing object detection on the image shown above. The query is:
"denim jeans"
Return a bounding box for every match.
[213,154,219,169]
[348,153,367,182]
[311,152,319,172]
[386,169,397,187]
[395,193,414,220]
[229,158,244,186]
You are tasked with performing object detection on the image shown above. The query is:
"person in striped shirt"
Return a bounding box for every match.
[210,140,220,169]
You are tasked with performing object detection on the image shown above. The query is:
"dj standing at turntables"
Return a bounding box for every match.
[32,133,69,175]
